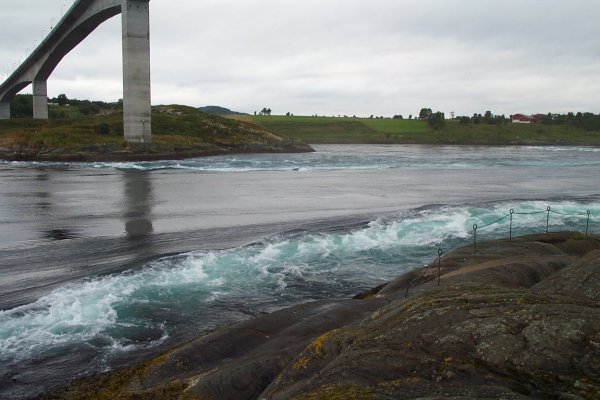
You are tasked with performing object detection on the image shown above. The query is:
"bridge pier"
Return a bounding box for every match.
[33,81,49,120]
[122,0,151,144]
[0,102,9,119]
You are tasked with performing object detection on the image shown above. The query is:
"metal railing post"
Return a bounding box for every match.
[509,209,514,241]
[586,210,591,238]
[473,224,478,255]
[437,249,443,286]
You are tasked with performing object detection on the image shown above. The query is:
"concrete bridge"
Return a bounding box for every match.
[0,0,151,143]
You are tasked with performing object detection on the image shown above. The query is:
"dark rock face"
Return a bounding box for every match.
[534,249,600,301]
[55,233,600,400]
[263,287,600,399]
[262,234,600,400]
[138,299,383,400]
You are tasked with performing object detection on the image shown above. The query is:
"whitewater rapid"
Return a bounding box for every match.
[1,199,598,368]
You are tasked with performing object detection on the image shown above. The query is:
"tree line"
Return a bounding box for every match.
[455,111,509,125]
[538,112,600,131]
[417,107,600,132]
[454,110,600,131]
[8,94,600,132]
[9,94,120,118]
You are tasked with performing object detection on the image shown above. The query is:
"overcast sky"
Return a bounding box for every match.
[1,0,599,117]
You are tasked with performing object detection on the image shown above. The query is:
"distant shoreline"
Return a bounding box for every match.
[0,141,314,163]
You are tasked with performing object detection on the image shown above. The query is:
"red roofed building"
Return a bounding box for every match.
[511,114,543,124]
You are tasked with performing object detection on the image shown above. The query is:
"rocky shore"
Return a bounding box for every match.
[50,232,600,399]
[0,141,314,163]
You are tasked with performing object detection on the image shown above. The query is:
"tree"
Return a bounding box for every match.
[484,110,493,123]
[428,111,446,130]
[419,108,433,120]
[79,101,100,115]
[541,113,553,125]
[10,95,33,118]
[57,93,69,106]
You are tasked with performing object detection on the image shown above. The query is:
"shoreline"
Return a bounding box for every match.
[48,232,600,400]
[0,141,314,163]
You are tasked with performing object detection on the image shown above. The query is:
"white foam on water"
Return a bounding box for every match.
[4,145,600,173]
[1,199,598,366]
[0,254,215,362]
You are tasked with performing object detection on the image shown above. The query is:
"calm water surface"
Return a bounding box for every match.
[0,144,599,398]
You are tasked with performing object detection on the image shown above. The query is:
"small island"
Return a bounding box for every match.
[0,101,313,162]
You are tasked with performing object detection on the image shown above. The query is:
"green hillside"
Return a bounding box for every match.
[247,115,428,144]
[241,115,600,145]
[0,105,281,148]
[0,105,312,161]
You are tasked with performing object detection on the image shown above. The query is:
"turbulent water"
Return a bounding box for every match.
[4,144,600,172]
[0,144,599,398]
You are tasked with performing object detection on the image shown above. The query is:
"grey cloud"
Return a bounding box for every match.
[1,0,599,116]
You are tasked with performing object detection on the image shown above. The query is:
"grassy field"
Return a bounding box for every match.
[425,121,600,145]
[243,115,429,143]
[230,115,600,146]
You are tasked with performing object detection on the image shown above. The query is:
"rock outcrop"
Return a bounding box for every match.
[55,233,600,400]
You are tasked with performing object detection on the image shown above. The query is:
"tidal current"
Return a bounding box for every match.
[0,144,599,398]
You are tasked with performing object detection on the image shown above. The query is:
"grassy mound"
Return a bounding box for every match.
[0,105,312,160]
[0,105,285,148]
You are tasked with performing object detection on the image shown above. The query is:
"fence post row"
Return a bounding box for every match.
[432,206,595,277]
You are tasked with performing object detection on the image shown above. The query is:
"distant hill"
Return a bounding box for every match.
[198,106,247,116]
